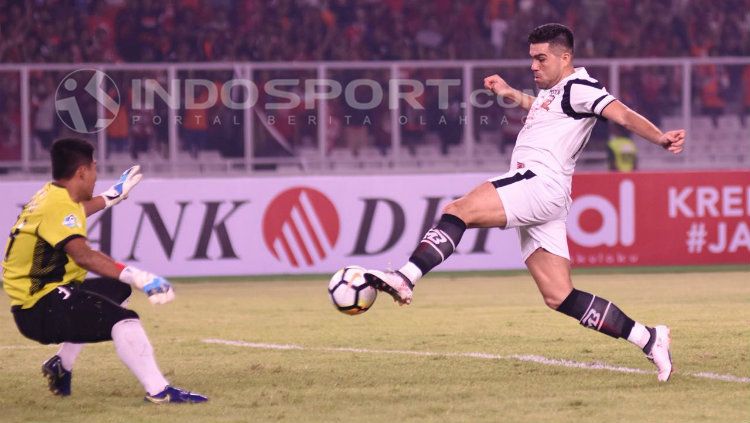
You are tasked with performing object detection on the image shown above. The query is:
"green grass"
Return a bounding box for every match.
[1,270,748,423]
[171,264,750,283]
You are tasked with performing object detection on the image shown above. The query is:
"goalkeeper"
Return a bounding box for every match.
[2,138,207,404]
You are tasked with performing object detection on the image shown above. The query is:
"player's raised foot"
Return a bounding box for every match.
[644,325,673,382]
[41,355,72,396]
[364,270,413,305]
[145,386,208,404]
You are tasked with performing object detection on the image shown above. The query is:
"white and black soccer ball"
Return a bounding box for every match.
[328,265,377,315]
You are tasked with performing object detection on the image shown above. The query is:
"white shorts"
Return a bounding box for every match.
[489,169,571,262]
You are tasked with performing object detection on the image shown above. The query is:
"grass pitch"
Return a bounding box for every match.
[0,268,748,423]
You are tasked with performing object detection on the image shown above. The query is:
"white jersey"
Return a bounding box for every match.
[510,67,616,192]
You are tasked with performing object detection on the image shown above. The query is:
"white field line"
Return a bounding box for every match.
[202,338,750,384]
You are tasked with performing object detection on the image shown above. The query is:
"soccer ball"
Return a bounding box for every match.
[328,265,377,315]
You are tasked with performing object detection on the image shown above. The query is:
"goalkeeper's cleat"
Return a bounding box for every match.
[364,270,413,305]
[644,325,673,382]
[145,386,208,404]
[41,355,72,396]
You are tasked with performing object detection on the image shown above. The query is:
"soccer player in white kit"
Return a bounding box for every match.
[365,23,684,382]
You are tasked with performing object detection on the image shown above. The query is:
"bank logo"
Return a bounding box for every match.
[55,69,120,134]
[262,187,340,267]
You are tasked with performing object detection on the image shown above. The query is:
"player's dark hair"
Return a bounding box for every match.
[528,23,574,53]
[51,138,94,180]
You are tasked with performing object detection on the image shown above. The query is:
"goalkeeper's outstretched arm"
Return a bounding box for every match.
[64,237,174,305]
[82,196,106,217]
[83,165,143,217]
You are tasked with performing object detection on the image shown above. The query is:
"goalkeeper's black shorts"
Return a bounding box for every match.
[11,278,138,344]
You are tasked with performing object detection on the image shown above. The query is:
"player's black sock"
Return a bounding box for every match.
[556,288,636,339]
[408,213,466,276]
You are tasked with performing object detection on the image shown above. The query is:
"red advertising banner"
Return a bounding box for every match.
[569,171,750,266]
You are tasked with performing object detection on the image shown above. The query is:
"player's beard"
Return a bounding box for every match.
[83,186,94,201]
[533,75,548,90]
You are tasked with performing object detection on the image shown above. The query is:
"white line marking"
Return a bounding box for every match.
[581,295,596,324]
[690,372,750,383]
[202,338,750,384]
[508,354,649,375]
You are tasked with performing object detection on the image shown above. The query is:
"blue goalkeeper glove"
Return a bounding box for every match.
[118,264,175,305]
[100,165,142,209]
[142,276,175,305]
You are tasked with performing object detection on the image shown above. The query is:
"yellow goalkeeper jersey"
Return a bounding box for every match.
[2,183,88,309]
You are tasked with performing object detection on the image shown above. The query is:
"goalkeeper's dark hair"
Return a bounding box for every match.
[528,23,574,53]
[51,138,94,180]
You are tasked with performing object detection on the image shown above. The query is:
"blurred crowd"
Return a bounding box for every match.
[0,0,749,165]
[1,0,749,62]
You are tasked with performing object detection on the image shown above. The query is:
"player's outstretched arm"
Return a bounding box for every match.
[484,74,535,111]
[83,165,143,217]
[82,196,106,217]
[64,237,175,305]
[601,100,685,154]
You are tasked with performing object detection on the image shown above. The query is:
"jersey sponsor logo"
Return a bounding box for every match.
[63,214,81,229]
[262,187,340,268]
[540,94,556,111]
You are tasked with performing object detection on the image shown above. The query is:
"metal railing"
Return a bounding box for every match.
[0,57,748,176]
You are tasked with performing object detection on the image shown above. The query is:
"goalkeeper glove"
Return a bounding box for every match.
[100,165,142,209]
[118,264,175,305]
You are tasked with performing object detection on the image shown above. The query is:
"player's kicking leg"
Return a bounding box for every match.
[526,248,673,381]
[366,181,504,305]
[364,269,414,305]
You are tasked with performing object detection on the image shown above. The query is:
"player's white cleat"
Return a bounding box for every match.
[364,270,413,305]
[645,325,673,382]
